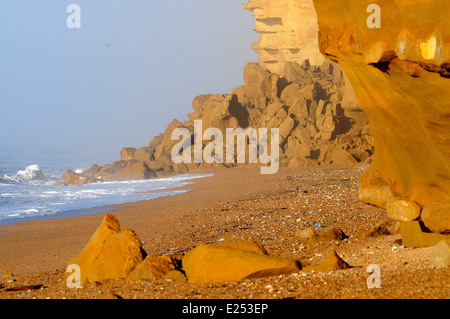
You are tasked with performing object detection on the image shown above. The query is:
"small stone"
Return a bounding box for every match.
[264,284,274,293]
[3,270,13,278]
[431,239,450,269]
[294,228,315,240]
[302,250,352,273]
[307,228,347,244]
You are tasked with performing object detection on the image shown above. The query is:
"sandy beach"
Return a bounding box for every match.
[0,165,449,299]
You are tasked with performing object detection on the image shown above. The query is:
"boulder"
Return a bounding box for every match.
[98,161,156,182]
[133,147,155,164]
[65,214,145,284]
[280,83,301,106]
[59,170,96,186]
[182,240,300,283]
[120,147,136,161]
[386,198,421,222]
[242,62,274,102]
[278,116,296,140]
[288,97,308,119]
[329,149,358,165]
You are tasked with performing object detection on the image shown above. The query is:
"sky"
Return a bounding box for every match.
[0,0,258,163]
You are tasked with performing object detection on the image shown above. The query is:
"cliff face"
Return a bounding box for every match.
[242,0,325,73]
[313,0,450,233]
[243,0,364,125]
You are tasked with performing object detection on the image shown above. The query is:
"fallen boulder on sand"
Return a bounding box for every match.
[65,215,301,285]
[182,240,301,284]
[65,214,145,284]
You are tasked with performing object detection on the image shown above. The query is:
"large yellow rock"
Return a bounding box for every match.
[66,214,145,284]
[182,240,300,283]
[313,0,450,233]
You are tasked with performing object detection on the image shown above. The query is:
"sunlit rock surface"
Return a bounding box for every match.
[313,0,450,233]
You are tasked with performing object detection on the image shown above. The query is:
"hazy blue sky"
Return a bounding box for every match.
[0,1,258,161]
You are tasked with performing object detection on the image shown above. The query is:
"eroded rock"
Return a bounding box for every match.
[182,240,300,283]
[65,214,145,284]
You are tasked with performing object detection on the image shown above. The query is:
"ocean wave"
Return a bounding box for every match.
[14,165,46,181]
[1,165,54,185]
[0,172,213,223]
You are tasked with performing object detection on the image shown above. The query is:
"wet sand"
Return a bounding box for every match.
[0,165,449,299]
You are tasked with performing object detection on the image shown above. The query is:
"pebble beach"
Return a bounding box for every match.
[0,165,449,299]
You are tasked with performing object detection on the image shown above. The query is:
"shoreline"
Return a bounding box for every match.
[0,166,283,275]
[0,172,214,227]
[1,165,449,299]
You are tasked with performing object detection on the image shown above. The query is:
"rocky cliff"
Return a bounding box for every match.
[312,0,450,234]
[242,0,326,73]
[58,0,372,188]
[242,0,363,123]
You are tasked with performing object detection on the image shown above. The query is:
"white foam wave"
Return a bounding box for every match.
[14,165,46,182]
[1,165,55,185]
[0,173,213,223]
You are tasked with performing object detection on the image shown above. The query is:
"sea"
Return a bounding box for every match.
[0,146,211,225]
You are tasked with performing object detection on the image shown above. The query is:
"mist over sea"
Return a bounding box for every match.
[0,146,209,224]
